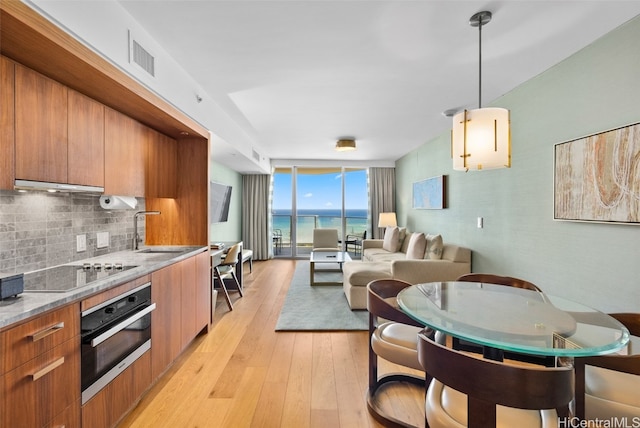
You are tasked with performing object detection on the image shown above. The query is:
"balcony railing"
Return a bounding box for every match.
[273,214,367,256]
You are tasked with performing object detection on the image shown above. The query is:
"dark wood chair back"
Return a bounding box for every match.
[456,273,542,292]
[574,313,640,419]
[454,273,551,364]
[367,278,424,328]
[417,332,574,428]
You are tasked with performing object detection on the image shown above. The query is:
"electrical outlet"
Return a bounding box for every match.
[97,232,109,249]
[76,234,87,252]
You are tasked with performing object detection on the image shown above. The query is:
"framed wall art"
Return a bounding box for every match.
[413,175,446,209]
[554,122,640,224]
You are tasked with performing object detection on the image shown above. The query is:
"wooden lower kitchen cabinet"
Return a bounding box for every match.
[81,351,151,428]
[1,303,80,428]
[151,251,210,380]
[47,401,81,428]
[195,250,211,331]
[2,336,80,428]
[151,261,182,380]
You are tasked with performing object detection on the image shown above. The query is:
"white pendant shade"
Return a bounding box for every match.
[452,107,511,171]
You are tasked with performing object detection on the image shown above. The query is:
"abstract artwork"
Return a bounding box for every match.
[413,175,446,209]
[554,122,640,224]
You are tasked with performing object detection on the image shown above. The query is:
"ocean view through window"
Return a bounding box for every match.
[272,167,369,257]
[273,208,368,244]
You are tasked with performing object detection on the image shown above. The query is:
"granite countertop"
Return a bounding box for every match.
[0,245,208,329]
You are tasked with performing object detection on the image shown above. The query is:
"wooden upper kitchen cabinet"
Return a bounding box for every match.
[0,56,15,190]
[13,63,105,188]
[14,63,68,183]
[146,127,177,198]
[104,107,147,197]
[67,89,105,187]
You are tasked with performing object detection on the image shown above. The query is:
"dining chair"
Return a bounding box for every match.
[312,228,340,252]
[454,273,553,364]
[417,331,574,428]
[574,312,640,421]
[456,272,543,292]
[213,243,243,310]
[366,278,433,427]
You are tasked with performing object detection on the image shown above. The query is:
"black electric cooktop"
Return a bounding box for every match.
[24,263,138,292]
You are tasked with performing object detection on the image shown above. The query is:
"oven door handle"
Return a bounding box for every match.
[90,303,156,347]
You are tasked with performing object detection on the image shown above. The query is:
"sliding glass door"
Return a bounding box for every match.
[271,166,368,258]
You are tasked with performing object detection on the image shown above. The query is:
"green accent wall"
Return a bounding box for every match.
[396,15,640,312]
[209,160,243,243]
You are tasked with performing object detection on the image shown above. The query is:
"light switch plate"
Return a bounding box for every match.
[97,232,109,249]
[477,217,484,229]
[76,234,87,252]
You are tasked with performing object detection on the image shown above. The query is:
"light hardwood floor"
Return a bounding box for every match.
[118,259,424,428]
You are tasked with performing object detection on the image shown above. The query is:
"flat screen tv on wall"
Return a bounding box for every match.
[210,181,232,223]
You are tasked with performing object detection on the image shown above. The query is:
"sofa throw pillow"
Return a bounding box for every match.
[382,226,400,252]
[405,233,427,260]
[424,234,444,260]
[398,227,410,252]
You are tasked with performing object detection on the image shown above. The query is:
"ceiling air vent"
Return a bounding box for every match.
[128,31,155,77]
[252,149,260,162]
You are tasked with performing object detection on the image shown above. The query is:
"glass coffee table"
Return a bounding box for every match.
[309,251,352,286]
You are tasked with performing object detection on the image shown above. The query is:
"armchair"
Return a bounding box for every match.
[312,228,339,252]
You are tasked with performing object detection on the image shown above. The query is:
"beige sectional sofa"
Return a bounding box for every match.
[343,229,471,309]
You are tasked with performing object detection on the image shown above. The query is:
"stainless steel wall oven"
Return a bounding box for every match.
[81,282,155,404]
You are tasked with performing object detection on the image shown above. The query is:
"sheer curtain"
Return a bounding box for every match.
[242,174,271,260]
[369,167,396,239]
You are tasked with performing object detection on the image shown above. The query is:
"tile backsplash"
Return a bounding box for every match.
[0,190,146,274]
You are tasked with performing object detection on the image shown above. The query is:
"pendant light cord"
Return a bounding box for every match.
[478,18,482,109]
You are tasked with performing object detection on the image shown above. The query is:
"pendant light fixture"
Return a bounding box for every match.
[451,11,511,171]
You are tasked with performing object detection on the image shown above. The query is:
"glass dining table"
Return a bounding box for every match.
[397,281,630,359]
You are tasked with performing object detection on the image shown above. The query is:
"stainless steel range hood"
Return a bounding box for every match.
[15,179,104,193]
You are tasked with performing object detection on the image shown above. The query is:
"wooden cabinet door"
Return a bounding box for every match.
[68,90,104,187]
[180,256,197,350]
[195,250,211,330]
[151,262,182,380]
[104,107,147,196]
[81,351,150,428]
[146,127,177,198]
[0,56,15,190]
[14,63,68,183]
[46,401,81,428]
[2,337,80,428]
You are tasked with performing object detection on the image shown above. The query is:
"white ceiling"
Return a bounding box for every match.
[117,0,640,172]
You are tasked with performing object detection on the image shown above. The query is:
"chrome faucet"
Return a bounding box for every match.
[133,211,161,250]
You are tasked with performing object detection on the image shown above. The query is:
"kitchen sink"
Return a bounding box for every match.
[137,249,185,254]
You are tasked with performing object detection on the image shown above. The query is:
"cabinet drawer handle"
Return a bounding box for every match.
[31,357,65,381]
[30,322,64,342]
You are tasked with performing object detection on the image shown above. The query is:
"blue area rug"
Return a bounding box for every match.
[275,261,368,331]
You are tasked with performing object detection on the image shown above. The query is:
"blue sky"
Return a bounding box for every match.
[273,169,367,210]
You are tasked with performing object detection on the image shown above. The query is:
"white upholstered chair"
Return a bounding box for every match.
[366,278,431,427]
[312,228,339,252]
[574,313,640,421]
[417,332,573,428]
